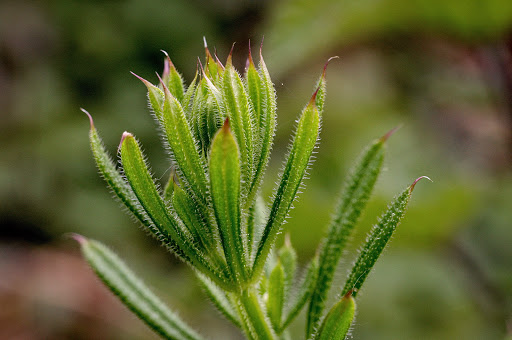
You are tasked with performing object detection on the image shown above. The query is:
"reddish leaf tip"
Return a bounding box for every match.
[160,49,175,73]
[226,43,235,65]
[380,124,403,142]
[119,131,132,151]
[322,56,339,77]
[223,117,230,131]
[69,233,87,245]
[343,289,354,299]
[130,72,155,89]
[309,87,320,106]
[410,176,432,192]
[80,108,94,129]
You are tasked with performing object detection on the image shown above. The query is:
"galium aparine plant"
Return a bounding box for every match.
[75,40,429,340]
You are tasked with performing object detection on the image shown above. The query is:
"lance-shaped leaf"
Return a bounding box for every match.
[314,292,355,340]
[341,176,430,297]
[306,130,392,336]
[73,235,204,340]
[159,78,209,204]
[209,119,247,283]
[84,110,185,259]
[245,47,277,207]
[278,235,297,303]
[161,51,185,104]
[131,73,165,121]
[120,133,230,290]
[222,52,254,198]
[266,260,285,330]
[252,91,321,281]
[280,255,319,333]
[196,273,241,328]
[171,177,218,255]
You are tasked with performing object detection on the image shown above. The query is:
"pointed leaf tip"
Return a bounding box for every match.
[69,233,87,245]
[222,117,230,132]
[309,87,320,105]
[81,108,94,129]
[203,36,208,49]
[160,50,175,73]
[380,124,403,142]
[322,56,339,77]
[118,131,132,151]
[226,43,235,65]
[410,176,432,192]
[130,72,155,89]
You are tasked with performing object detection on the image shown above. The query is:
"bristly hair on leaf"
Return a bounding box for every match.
[78,40,428,340]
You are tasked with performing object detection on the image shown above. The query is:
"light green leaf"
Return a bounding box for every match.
[252,92,321,281]
[159,80,209,205]
[161,51,185,104]
[341,176,430,297]
[280,255,319,333]
[120,132,230,290]
[221,54,254,199]
[84,110,184,259]
[306,131,389,336]
[209,120,247,284]
[267,260,285,330]
[196,273,241,328]
[314,292,355,340]
[74,235,204,340]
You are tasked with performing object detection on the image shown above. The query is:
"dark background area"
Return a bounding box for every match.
[1,0,512,339]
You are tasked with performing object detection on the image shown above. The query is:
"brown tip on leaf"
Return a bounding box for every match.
[69,233,87,245]
[226,43,235,65]
[247,40,255,69]
[222,117,230,132]
[323,56,339,77]
[119,131,132,151]
[380,124,403,142]
[80,108,94,129]
[155,72,172,98]
[214,52,225,70]
[410,176,432,193]
[130,72,155,89]
[309,87,320,106]
[343,290,354,299]
[160,50,175,72]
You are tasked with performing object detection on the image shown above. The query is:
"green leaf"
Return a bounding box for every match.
[280,255,319,333]
[252,91,321,281]
[209,119,247,284]
[74,235,204,340]
[267,260,285,330]
[119,132,230,290]
[84,110,185,259]
[306,131,390,336]
[236,289,277,340]
[196,273,241,328]
[278,235,297,303]
[314,292,355,340]
[245,48,277,208]
[131,73,165,121]
[341,176,430,297]
[221,53,254,199]
[159,79,209,205]
[161,51,185,104]
[171,177,218,255]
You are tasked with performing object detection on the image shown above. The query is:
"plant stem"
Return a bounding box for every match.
[234,288,277,340]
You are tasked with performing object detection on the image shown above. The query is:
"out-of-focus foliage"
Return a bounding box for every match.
[265,0,512,75]
[1,0,511,339]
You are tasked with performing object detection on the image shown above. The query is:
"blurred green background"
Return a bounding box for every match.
[1,0,511,339]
